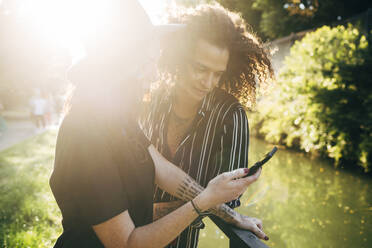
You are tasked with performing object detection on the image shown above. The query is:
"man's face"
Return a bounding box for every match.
[179,39,229,102]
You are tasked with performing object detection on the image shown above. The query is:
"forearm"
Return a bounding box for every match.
[153,201,185,221]
[148,146,241,225]
[170,175,240,224]
[128,199,200,248]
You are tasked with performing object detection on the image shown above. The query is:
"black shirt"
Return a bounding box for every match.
[50,112,154,248]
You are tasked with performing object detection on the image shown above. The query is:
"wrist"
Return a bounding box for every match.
[214,204,241,225]
[193,193,210,212]
[230,210,242,225]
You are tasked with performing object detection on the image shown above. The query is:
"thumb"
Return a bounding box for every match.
[225,168,249,180]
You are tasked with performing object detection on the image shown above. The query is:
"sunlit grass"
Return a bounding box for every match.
[0,130,61,248]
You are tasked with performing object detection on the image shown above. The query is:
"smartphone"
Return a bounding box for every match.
[244,146,278,177]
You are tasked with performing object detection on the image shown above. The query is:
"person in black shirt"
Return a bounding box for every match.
[49,1,267,247]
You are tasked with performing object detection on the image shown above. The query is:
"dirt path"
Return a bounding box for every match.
[0,119,44,151]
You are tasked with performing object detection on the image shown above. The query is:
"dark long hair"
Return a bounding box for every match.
[159,3,274,108]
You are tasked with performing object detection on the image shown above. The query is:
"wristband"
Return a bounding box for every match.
[191,200,211,217]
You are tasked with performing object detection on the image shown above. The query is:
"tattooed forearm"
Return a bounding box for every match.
[174,175,240,225]
[210,204,239,223]
[175,177,203,201]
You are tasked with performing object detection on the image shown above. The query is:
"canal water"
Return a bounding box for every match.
[198,137,372,248]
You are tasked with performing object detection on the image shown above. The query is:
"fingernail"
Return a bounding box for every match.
[264,236,269,241]
[244,168,249,173]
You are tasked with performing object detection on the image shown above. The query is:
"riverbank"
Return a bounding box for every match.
[250,137,372,181]
[200,137,372,248]
[250,125,372,177]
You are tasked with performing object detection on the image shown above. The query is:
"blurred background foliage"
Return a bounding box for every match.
[250,25,372,172]
[175,0,372,41]
[0,0,72,111]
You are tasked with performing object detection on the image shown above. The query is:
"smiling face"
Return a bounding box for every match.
[178,38,229,102]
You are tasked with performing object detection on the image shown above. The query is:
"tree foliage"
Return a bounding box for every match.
[0,2,70,108]
[174,0,372,40]
[173,0,264,38]
[253,25,372,172]
[213,0,263,39]
[252,0,372,39]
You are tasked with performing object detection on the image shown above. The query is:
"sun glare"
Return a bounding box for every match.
[18,0,111,60]
[139,0,168,24]
[5,0,168,61]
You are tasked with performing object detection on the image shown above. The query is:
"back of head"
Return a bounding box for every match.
[67,0,155,124]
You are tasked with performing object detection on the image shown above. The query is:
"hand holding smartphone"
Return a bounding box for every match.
[244,146,278,177]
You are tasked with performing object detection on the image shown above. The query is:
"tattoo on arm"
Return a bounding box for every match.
[174,176,240,224]
[212,204,239,223]
[153,201,185,221]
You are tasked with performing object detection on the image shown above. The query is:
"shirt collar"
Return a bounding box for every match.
[161,87,215,118]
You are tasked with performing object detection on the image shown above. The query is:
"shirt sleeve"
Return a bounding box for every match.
[214,105,249,208]
[69,127,130,226]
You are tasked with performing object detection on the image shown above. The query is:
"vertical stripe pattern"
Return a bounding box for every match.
[142,87,249,248]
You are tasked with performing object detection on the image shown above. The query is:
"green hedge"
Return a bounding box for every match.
[252,25,372,172]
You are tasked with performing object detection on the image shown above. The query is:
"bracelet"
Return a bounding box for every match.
[191,200,211,217]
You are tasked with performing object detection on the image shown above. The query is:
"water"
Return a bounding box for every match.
[199,137,372,248]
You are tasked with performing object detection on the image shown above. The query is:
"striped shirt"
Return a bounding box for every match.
[142,87,249,248]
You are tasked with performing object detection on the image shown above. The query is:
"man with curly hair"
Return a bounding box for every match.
[142,4,273,248]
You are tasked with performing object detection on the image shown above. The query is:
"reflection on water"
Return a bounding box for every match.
[199,138,372,248]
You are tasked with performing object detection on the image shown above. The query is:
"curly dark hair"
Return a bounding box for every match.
[158,3,274,107]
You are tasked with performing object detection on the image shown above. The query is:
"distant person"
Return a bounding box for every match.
[44,92,55,126]
[29,89,47,129]
[142,4,273,248]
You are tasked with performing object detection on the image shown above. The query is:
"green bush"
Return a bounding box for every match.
[252,25,372,172]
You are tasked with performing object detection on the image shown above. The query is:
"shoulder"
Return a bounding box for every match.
[209,88,248,125]
[149,85,171,108]
[59,112,100,139]
[57,112,115,159]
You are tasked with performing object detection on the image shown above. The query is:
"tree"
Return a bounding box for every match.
[253,25,372,172]
[214,0,263,39]
[0,1,70,108]
[253,0,372,39]
[174,0,265,39]
[174,0,372,40]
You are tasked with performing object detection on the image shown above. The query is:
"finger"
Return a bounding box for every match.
[225,168,249,180]
[251,226,268,241]
[242,167,262,183]
[233,169,261,189]
[250,167,262,178]
[250,217,263,230]
[256,221,263,230]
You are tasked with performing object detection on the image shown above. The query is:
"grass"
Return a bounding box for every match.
[0,130,61,248]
